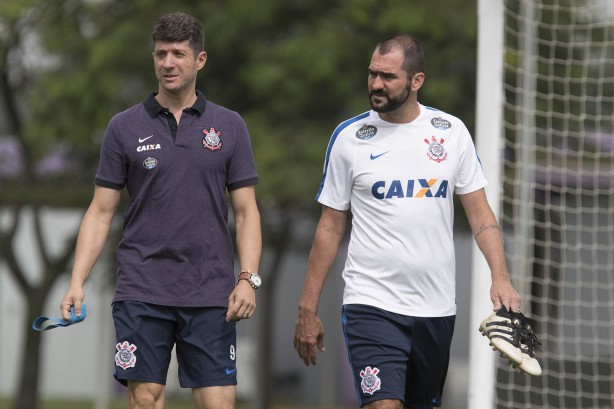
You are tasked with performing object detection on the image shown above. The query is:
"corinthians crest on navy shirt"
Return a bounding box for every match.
[202,127,222,151]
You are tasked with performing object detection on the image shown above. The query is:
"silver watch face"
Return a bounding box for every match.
[250,274,262,288]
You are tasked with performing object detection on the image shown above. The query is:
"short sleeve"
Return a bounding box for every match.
[454,124,488,195]
[95,116,128,188]
[315,128,354,211]
[226,113,258,190]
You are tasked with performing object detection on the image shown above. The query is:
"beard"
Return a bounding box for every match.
[369,83,412,113]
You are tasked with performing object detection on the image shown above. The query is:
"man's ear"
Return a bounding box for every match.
[197,51,208,70]
[411,72,425,92]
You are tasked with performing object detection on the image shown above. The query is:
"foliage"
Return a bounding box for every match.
[4,0,478,207]
[0,1,478,408]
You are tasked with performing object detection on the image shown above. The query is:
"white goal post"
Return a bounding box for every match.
[471,1,614,408]
[468,1,504,408]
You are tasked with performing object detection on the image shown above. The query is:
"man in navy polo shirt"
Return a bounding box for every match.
[60,12,262,409]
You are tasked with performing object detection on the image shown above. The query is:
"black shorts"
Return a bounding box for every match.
[112,301,237,388]
[342,304,455,409]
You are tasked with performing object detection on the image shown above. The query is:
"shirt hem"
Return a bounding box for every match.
[342,298,456,318]
[112,295,229,308]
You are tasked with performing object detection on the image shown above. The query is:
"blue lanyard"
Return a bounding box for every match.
[32,305,86,331]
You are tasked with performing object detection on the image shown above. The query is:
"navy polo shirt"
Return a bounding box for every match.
[95,91,258,307]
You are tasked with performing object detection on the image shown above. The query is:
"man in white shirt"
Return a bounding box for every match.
[293,34,521,409]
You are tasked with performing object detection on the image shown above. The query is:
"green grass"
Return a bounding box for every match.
[0,398,244,409]
[0,398,460,409]
[0,398,343,409]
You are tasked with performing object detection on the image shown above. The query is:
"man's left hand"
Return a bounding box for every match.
[226,280,256,321]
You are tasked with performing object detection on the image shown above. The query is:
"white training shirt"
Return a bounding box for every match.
[316,104,487,317]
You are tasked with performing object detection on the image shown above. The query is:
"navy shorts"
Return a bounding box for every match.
[342,304,455,409]
[112,301,237,388]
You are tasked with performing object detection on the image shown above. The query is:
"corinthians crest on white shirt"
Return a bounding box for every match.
[424,136,448,163]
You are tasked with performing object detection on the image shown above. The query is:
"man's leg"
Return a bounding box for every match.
[112,302,175,388]
[342,305,409,407]
[128,381,165,409]
[363,399,403,409]
[175,307,237,405]
[192,385,236,409]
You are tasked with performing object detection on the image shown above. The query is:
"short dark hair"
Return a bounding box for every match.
[376,34,425,78]
[152,12,204,56]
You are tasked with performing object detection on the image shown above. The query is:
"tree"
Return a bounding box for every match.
[0,4,85,409]
[0,1,478,408]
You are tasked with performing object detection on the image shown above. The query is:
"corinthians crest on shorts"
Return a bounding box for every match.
[359,366,382,395]
[202,127,222,151]
[115,341,137,370]
[424,136,448,163]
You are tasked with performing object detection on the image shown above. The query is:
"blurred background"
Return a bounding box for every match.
[0,1,478,408]
[1,1,613,409]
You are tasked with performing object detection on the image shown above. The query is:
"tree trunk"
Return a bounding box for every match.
[253,210,292,409]
[12,289,47,409]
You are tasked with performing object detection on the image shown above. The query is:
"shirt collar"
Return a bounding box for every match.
[143,90,207,118]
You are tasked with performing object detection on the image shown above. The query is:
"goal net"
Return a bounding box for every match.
[493,0,614,407]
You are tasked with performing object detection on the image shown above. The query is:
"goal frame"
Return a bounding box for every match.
[468,0,505,408]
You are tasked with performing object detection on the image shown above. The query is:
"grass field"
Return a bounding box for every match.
[0,398,354,409]
[0,398,465,409]
[0,398,219,409]
[1,399,224,409]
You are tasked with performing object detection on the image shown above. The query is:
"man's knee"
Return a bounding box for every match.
[363,398,404,409]
[128,381,165,409]
[192,385,236,409]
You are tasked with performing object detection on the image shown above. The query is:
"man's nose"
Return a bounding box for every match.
[371,75,385,89]
[162,55,175,68]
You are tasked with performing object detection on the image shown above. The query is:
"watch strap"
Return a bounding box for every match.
[237,276,257,289]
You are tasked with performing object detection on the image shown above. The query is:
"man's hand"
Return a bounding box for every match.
[226,280,256,321]
[60,285,85,321]
[491,277,521,312]
[293,310,326,366]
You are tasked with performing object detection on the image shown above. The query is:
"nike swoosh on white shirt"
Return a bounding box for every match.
[138,135,154,143]
[370,150,390,160]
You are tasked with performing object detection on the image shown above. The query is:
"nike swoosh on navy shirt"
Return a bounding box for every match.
[370,151,390,160]
[226,367,237,375]
[138,135,153,143]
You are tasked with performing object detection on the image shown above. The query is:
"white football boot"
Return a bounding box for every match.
[479,308,523,366]
[515,312,542,376]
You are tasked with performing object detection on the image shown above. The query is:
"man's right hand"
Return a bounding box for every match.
[293,311,326,366]
[60,285,85,321]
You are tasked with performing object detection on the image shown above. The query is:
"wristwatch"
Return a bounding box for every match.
[237,269,262,289]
